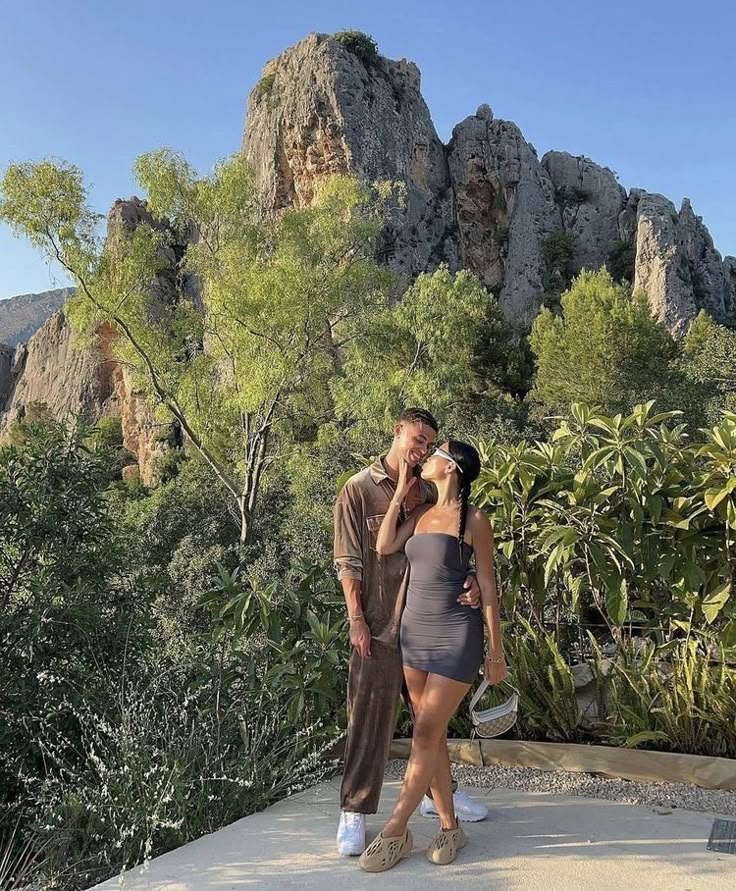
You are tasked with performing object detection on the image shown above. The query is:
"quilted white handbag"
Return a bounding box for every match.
[469,679,519,738]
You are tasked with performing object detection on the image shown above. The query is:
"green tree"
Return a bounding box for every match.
[530,268,677,415]
[678,310,736,424]
[333,265,525,442]
[0,420,150,807]
[0,156,393,552]
[474,402,736,642]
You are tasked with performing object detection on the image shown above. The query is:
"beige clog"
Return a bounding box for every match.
[426,824,466,865]
[358,827,413,872]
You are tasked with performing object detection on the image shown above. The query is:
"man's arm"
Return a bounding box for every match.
[341,578,371,658]
[334,484,371,657]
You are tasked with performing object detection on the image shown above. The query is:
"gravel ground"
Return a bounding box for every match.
[384,759,736,817]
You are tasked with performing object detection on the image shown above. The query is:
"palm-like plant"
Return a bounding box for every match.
[475,402,736,645]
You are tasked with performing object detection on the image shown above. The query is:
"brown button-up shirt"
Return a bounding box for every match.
[334,456,435,647]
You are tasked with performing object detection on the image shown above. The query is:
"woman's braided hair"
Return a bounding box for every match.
[447,440,482,559]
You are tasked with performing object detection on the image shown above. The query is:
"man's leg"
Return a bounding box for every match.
[340,640,403,814]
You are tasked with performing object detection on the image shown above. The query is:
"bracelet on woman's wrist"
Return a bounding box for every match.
[486,653,505,664]
[348,613,364,622]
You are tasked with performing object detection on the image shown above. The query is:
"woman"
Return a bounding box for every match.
[359,440,507,873]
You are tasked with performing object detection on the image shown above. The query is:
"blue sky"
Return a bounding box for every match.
[1,0,734,299]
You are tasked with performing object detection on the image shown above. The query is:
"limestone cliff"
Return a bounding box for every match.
[242,32,455,279]
[242,33,733,333]
[3,31,734,476]
[0,343,14,411]
[0,309,119,429]
[0,287,73,346]
[448,106,561,324]
[542,151,626,276]
[0,198,180,482]
[632,193,698,335]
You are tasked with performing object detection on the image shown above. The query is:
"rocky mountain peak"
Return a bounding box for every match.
[0,287,73,347]
[242,32,454,280]
[242,32,733,332]
[3,31,733,480]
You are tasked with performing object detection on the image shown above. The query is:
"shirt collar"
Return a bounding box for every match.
[369,455,395,485]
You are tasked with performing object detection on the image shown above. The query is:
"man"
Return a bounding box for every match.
[333,407,488,856]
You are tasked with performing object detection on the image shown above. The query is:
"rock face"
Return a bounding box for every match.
[633,193,698,334]
[678,198,730,321]
[0,199,182,483]
[242,32,455,279]
[242,33,734,334]
[448,111,561,323]
[4,32,735,475]
[0,309,119,429]
[542,151,626,275]
[629,194,734,333]
[0,287,73,346]
[0,307,170,484]
[725,257,736,318]
[0,343,14,411]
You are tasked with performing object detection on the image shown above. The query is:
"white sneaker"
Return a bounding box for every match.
[336,810,366,855]
[420,788,489,822]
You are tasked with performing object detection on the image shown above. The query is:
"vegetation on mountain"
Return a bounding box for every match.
[333,30,380,68]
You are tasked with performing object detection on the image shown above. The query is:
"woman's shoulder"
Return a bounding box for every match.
[467,505,492,529]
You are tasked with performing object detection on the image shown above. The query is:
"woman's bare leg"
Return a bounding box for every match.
[383,673,470,837]
[403,669,457,825]
[428,736,456,829]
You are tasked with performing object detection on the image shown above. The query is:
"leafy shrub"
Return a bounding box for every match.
[556,185,592,207]
[334,31,380,69]
[0,421,150,780]
[201,559,348,727]
[530,269,677,414]
[542,230,575,271]
[505,620,585,741]
[88,415,123,450]
[590,636,736,756]
[541,230,576,296]
[678,312,736,425]
[475,401,736,641]
[29,664,338,887]
[252,72,275,103]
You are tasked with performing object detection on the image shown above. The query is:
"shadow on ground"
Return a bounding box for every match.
[92,776,734,890]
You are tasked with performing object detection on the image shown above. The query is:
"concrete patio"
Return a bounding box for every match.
[93,774,734,890]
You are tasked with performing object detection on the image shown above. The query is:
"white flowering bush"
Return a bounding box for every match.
[2,423,346,889]
[24,662,339,888]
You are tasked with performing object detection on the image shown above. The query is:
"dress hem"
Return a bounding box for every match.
[401,661,476,686]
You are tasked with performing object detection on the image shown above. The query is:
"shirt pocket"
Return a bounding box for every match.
[366,514,385,551]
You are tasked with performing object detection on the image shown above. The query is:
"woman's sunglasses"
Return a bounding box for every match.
[426,444,462,471]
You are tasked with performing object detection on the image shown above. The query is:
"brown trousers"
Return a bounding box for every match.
[340,640,404,814]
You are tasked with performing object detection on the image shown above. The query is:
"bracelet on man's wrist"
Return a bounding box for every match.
[348,614,364,622]
[486,653,505,664]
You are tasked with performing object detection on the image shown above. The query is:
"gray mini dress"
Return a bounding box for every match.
[400,533,484,684]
